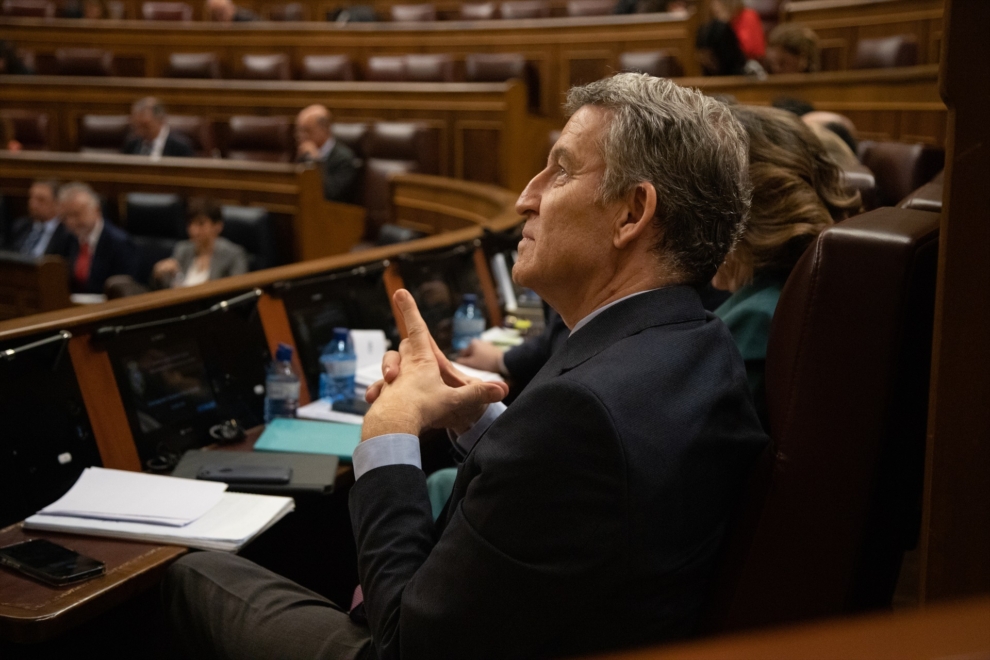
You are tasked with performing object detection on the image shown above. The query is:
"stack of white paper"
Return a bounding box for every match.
[354,362,504,389]
[296,398,365,425]
[24,468,294,552]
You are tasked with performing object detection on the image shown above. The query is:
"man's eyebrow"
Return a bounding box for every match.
[550,146,574,167]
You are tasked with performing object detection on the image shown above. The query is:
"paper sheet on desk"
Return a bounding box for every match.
[350,329,388,372]
[354,362,504,388]
[39,467,227,527]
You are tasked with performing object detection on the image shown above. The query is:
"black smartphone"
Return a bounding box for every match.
[0,539,106,587]
[332,398,370,416]
[196,465,293,485]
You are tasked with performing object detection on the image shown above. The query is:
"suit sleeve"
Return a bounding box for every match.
[322,150,358,202]
[502,310,567,386]
[349,379,625,660]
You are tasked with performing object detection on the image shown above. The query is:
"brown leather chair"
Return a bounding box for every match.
[299,54,355,81]
[565,0,614,16]
[54,48,113,76]
[748,0,781,35]
[841,162,878,212]
[166,52,221,78]
[499,0,549,19]
[331,122,370,160]
[390,3,435,21]
[404,54,455,82]
[165,115,217,157]
[898,171,944,213]
[363,122,439,235]
[225,116,293,162]
[267,2,303,20]
[365,55,406,82]
[618,50,683,78]
[857,140,945,207]
[141,1,192,20]
[239,54,291,81]
[853,35,919,69]
[1,0,55,17]
[78,114,131,153]
[0,109,49,150]
[707,206,940,630]
[464,52,525,81]
[460,2,497,19]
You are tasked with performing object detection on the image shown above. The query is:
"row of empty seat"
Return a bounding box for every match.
[2,0,624,20]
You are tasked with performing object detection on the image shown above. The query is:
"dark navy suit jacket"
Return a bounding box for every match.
[122,131,195,157]
[349,286,768,660]
[66,221,139,294]
[2,216,72,256]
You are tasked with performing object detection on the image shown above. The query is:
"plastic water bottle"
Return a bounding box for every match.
[452,294,486,352]
[264,343,300,422]
[319,328,357,402]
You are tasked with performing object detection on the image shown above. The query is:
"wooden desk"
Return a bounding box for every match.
[0,11,700,116]
[0,524,186,644]
[0,76,541,191]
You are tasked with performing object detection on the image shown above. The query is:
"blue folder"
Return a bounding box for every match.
[254,418,362,462]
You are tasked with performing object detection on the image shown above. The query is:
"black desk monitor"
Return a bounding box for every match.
[0,334,101,528]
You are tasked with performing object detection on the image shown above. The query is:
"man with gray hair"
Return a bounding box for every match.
[122,97,194,159]
[59,182,138,293]
[164,74,768,659]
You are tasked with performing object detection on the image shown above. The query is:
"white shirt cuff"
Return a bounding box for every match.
[451,402,506,454]
[352,433,422,480]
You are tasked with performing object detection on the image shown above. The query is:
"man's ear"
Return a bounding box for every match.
[614,182,657,249]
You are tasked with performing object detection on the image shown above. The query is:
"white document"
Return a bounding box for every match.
[296,398,365,425]
[26,492,294,553]
[349,329,389,372]
[39,467,227,527]
[354,360,504,388]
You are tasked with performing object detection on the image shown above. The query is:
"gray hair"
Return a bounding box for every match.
[131,96,166,119]
[565,73,751,284]
[58,181,100,210]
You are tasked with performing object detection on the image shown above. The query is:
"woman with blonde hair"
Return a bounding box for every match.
[714,104,862,427]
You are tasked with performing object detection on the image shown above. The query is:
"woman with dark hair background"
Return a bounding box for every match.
[714,105,862,428]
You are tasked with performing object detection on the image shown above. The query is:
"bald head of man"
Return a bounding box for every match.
[295,105,333,161]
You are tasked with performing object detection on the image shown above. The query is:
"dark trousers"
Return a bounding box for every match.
[163,552,373,660]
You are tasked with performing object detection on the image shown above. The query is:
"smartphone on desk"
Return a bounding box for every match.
[0,539,106,587]
[196,465,293,485]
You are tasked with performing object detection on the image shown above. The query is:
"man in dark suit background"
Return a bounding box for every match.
[164,74,768,659]
[1,179,72,258]
[121,97,195,159]
[58,182,139,294]
[295,104,359,203]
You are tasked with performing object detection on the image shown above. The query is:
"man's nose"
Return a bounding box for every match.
[515,173,543,217]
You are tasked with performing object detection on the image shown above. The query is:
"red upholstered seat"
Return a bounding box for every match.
[239,54,292,81]
[854,35,919,69]
[365,55,406,81]
[299,55,355,81]
[390,3,435,21]
[707,206,940,630]
[857,140,945,207]
[78,115,131,153]
[54,48,113,76]
[166,52,221,79]
[225,116,293,162]
[404,54,455,82]
[165,115,217,157]
[362,122,439,235]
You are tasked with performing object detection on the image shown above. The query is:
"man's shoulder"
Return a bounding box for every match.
[327,140,356,164]
[121,136,141,154]
[101,221,134,246]
[165,132,196,156]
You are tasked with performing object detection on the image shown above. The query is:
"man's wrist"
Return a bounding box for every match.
[361,406,422,441]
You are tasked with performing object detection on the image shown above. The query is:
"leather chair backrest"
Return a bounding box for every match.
[165,115,217,157]
[706,206,940,631]
[225,116,293,162]
[857,140,945,207]
[300,54,354,81]
[268,2,303,20]
[125,192,186,238]
[898,171,944,213]
[332,122,370,160]
[0,109,49,150]
[54,48,113,76]
[363,122,439,233]
[404,54,455,82]
[464,52,526,81]
[618,50,683,78]
[853,35,919,69]
[390,2,435,20]
[460,2,497,19]
[566,0,614,16]
[747,0,781,34]
[239,54,291,81]
[141,1,192,20]
[365,55,406,81]
[220,205,276,270]
[78,114,130,153]
[377,223,425,245]
[166,52,221,78]
[841,162,878,212]
[499,0,549,19]
[2,0,54,17]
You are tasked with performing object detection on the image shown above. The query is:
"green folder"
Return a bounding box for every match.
[254,418,362,462]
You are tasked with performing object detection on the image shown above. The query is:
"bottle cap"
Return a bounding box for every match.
[332,327,350,340]
[275,343,294,361]
[462,293,478,304]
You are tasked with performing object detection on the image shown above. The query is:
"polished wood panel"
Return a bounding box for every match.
[0,524,186,644]
[587,596,990,660]
[66,335,142,471]
[783,0,944,71]
[0,11,700,116]
[0,254,71,321]
[257,292,313,405]
[0,76,540,191]
[920,0,990,602]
